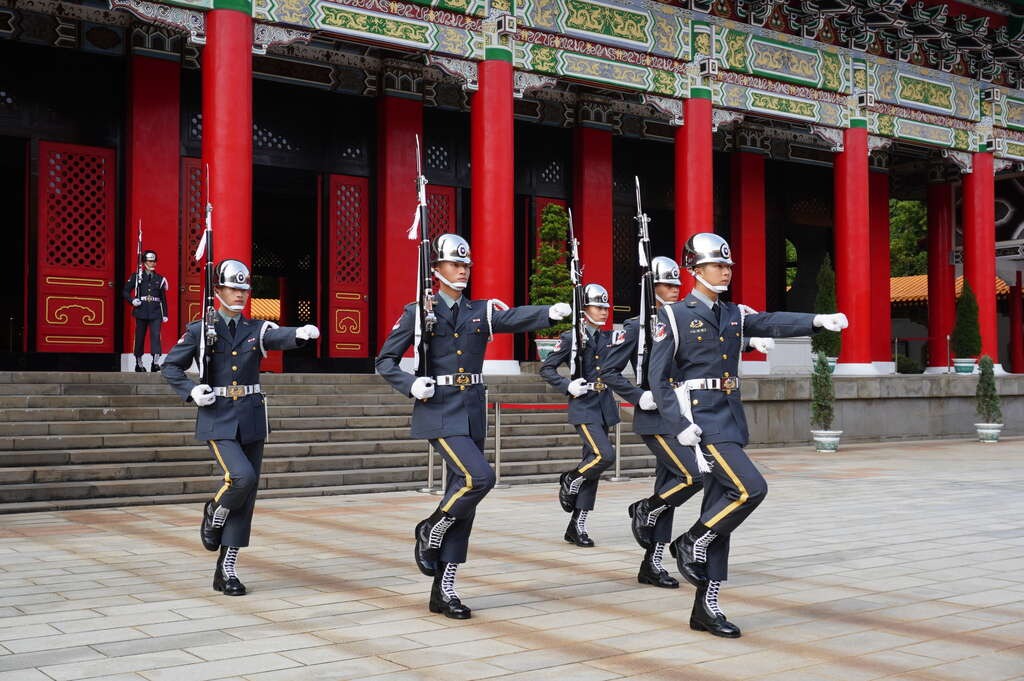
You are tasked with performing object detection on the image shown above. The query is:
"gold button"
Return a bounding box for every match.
[456,350,463,355]
[232,365,238,371]
[724,372,730,377]
[595,354,600,359]
[459,385,466,391]
[231,380,238,386]
[596,366,601,371]
[722,354,728,359]
[458,368,465,373]
[692,399,699,405]
[232,351,238,356]
[697,336,703,341]
[720,336,725,342]
[454,333,460,338]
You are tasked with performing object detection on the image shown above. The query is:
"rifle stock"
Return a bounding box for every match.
[634,176,656,390]
[413,135,435,378]
[567,208,585,380]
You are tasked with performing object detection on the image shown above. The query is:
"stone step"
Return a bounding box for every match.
[0,371,552,386]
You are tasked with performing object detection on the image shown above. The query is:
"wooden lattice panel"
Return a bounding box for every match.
[180,157,204,323]
[327,174,369,358]
[426,184,457,240]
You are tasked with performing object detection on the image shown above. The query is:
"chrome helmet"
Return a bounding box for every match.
[583,283,610,308]
[432,234,472,265]
[683,232,734,269]
[142,250,157,263]
[215,259,252,290]
[651,256,681,285]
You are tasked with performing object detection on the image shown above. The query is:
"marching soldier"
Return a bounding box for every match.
[376,234,570,619]
[123,250,169,372]
[649,233,848,637]
[539,283,618,547]
[162,259,320,596]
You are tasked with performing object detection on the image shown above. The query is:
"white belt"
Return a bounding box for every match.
[434,373,483,386]
[139,295,161,302]
[681,377,740,392]
[213,384,262,398]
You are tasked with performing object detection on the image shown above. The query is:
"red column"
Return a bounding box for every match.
[962,151,998,363]
[833,125,874,372]
[471,49,515,364]
[125,55,180,354]
[869,171,892,368]
[675,95,713,259]
[926,182,956,371]
[1010,272,1023,373]
[573,127,613,314]
[729,152,766,365]
[201,8,253,267]
[376,95,423,346]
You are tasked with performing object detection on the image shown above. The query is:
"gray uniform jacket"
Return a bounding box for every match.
[376,299,553,440]
[600,315,684,435]
[162,316,302,444]
[649,294,816,446]
[123,270,168,320]
[539,328,620,427]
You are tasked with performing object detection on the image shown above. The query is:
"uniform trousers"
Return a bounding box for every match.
[572,423,616,511]
[133,317,163,357]
[640,434,704,544]
[208,437,264,547]
[429,436,495,564]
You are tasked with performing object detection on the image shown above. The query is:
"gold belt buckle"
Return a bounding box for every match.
[227,385,245,398]
[723,377,738,393]
[454,374,472,386]
[593,381,607,392]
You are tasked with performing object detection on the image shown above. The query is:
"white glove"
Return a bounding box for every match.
[410,376,435,400]
[567,377,590,397]
[190,384,216,407]
[131,298,142,307]
[295,324,320,341]
[549,303,572,321]
[749,337,774,354]
[676,423,703,447]
[813,313,849,332]
[638,390,657,411]
[162,317,168,323]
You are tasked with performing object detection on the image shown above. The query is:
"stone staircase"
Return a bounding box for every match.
[0,371,655,513]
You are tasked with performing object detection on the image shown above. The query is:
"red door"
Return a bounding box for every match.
[35,142,117,353]
[180,157,204,323]
[325,174,370,358]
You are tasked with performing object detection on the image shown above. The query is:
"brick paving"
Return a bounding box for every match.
[0,437,1022,681]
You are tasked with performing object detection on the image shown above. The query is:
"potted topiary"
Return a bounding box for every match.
[529,203,574,360]
[951,282,982,374]
[974,355,1003,442]
[811,255,841,372]
[810,351,842,452]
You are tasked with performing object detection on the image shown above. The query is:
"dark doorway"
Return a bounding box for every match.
[0,136,26,356]
[252,165,318,371]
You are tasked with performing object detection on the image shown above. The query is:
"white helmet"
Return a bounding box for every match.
[583,283,610,308]
[216,259,252,290]
[683,233,733,269]
[651,256,681,285]
[432,234,472,265]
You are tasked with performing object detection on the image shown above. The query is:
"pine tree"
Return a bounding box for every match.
[975,355,1002,424]
[810,352,835,431]
[529,204,573,338]
[951,282,982,358]
[811,254,841,357]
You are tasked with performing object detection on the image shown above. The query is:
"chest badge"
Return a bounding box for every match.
[689,319,704,329]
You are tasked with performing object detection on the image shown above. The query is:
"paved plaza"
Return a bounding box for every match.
[1,437,1022,681]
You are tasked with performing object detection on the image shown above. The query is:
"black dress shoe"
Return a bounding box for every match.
[213,571,247,596]
[429,569,471,619]
[691,582,740,638]
[134,365,146,373]
[200,500,222,552]
[563,519,595,547]
[150,364,161,373]
[414,519,438,577]
[668,533,707,587]
[637,556,679,589]
[627,500,654,550]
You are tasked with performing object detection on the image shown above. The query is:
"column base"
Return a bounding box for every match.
[872,361,896,375]
[923,365,950,374]
[482,360,521,375]
[833,362,882,376]
[739,359,770,375]
[993,363,1008,376]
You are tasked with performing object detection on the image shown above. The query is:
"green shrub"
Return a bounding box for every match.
[811,351,835,431]
[896,354,923,374]
[951,282,982,358]
[529,204,574,339]
[811,254,841,358]
[976,355,1002,423]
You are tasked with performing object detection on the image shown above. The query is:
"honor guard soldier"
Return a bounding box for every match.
[376,234,570,619]
[539,283,618,547]
[649,233,848,637]
[123,250,169,372]
[162,259,320,596]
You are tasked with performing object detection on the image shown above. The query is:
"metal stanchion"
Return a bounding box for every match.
[609,421,625,481]
[435,459,446,496]
[493,402,510,488]
[418,443,437,494]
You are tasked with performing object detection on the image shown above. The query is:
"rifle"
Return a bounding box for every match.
[634,176,656,390]
[408,134,436,378]
[194,165,217,384]
[133,220,143,299]
[567,208,586,380]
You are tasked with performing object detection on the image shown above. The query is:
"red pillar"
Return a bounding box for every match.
[963,151,998,363]
[1010,272,1023,373]
[926,182,956,371]
[675,95,713,259]
[573,127,613,315]
[869,171,892,368]
[729,152,766,366]
[125,55,180,354]
[471,49,515,365]
[376,95,423,346]
[833,125,874,372]
[201,7,253,267]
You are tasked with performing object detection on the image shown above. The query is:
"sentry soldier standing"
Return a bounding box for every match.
[649,233,848,637]
[162,259,320,596]
[123,250,169,372]
[376,234,570,619]
[539,283,618,547]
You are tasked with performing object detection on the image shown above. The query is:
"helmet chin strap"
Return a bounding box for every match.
[655,293,672,305]
[433,269,467,291]
[583,311,604,326]
[694,271,729,294]
[215,292,246,312]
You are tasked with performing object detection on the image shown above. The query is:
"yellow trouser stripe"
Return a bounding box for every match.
[654,434,694,499]
[705,443,748,528]
[209,440,231,503]
[577,424,604,474]
[439,438,473,513]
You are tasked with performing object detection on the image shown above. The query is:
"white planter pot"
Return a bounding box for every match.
[534,338,559,361]
[826,357,838,374]
[952,358,977,374]
[975,423,1003,443]
[811,429,843,452]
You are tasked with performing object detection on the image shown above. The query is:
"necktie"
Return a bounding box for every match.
[451,302,459,326]
[228,318,237,336]
[712,303,721,325]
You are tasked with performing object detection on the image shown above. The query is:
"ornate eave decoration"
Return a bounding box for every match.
[712,108,744,132]
[109,0,205,44]
[427,56,478,91]
[643,95,684,126]
[253,24,311,56]
[514,71,557,99]
[941,148,974,173]
[810,125,845,152]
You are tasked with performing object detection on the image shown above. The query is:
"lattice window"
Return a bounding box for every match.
[254,123,298,151]
[190,112,202,141]
[297,299,311,323]
[0,89,14,111]
[540,160,563,185]
[43,150,112,270]
[185,164,203,278]
[426,143,450,171]
[340,143,363,160]
[427,189,455,240]
[612,209,639,316]
[333,181,364,284]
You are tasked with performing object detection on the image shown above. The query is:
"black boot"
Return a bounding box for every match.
[150,363,161,372]
[690,580,740,638]
[213,546,247,596]
[414,510,456,577]
[637,544,678,589]
[563,510,594,547]
[134,361,146,373]
[429,562,471,619]
[200,499,226,552]
[626,496,666,550]
[668,522,716,587]
[558,469,582,512]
